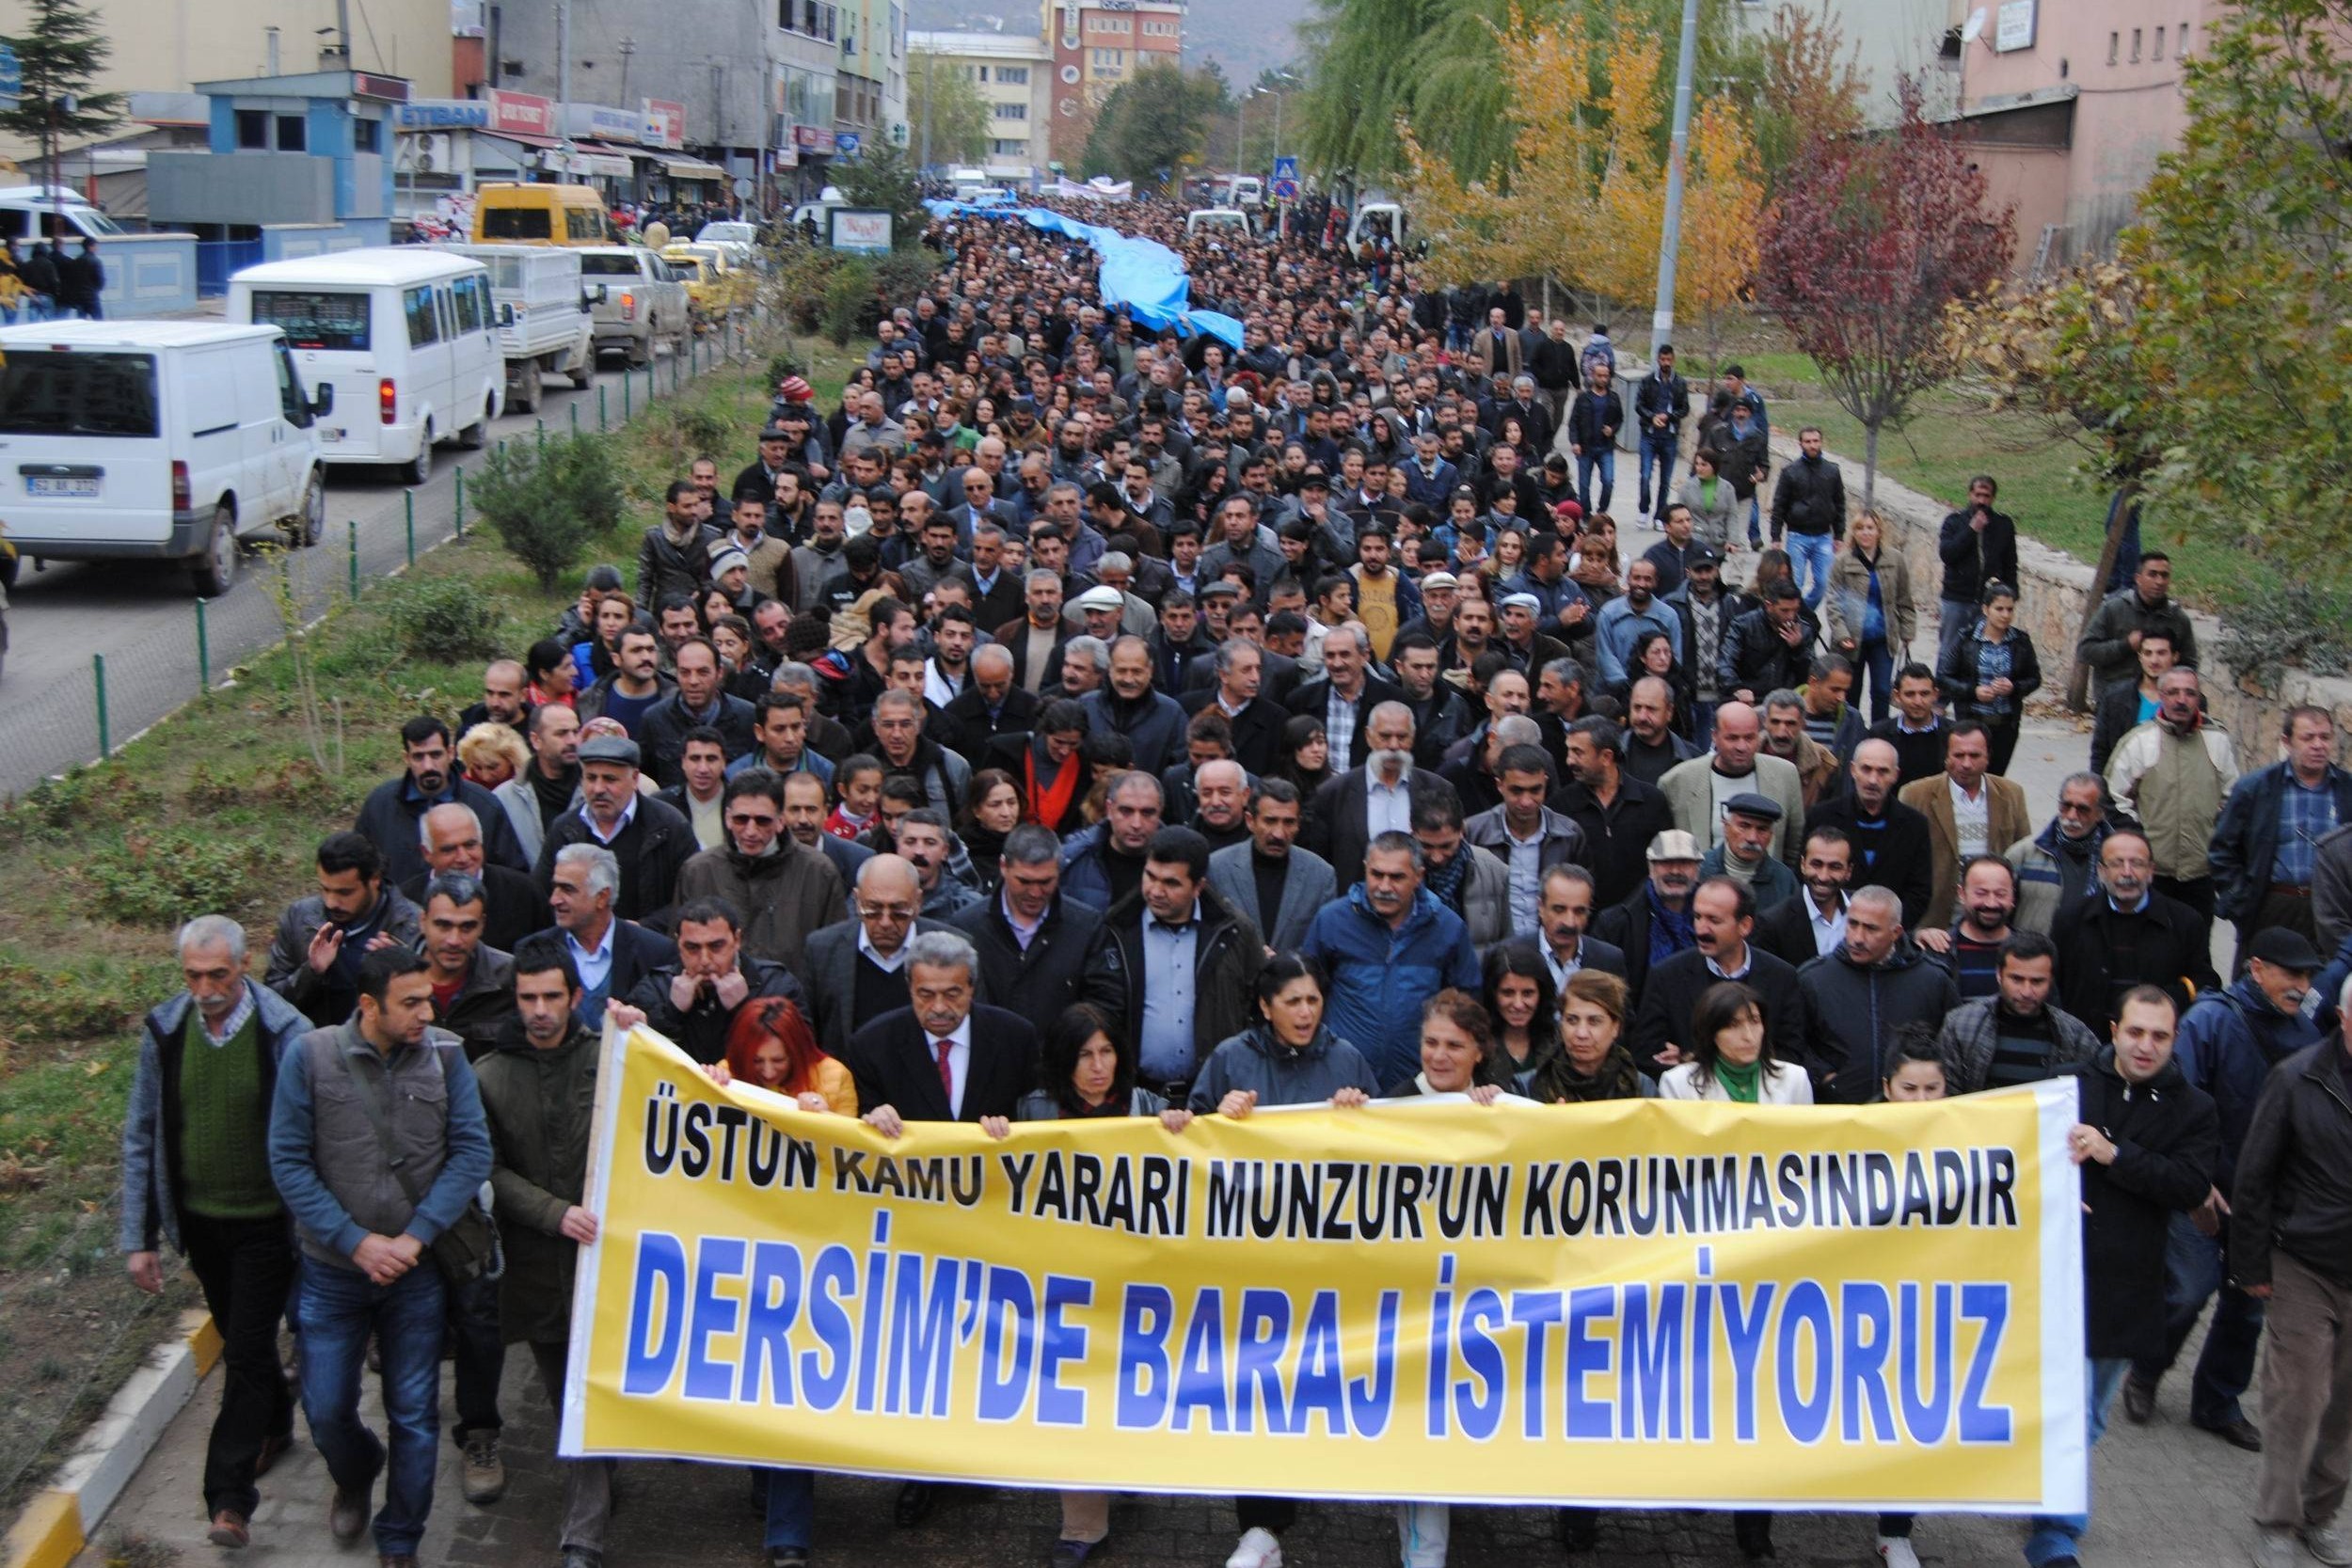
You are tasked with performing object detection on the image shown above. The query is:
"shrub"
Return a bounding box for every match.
[821,261,873,346]
[2215,581,2352,692]
[0,956,175,1038]
[472,433,620,589]
[378,576,508,666]
[81,826,278,927]
[765,350,809,388]
[0,767,162,838]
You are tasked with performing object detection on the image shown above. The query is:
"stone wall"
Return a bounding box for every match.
[1761,431,2352,769]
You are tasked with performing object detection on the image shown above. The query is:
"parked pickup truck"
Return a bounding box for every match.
[440,244,596,413]
[573,245,691,367]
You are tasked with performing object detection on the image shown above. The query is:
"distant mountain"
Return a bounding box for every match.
[905,0,1312,98]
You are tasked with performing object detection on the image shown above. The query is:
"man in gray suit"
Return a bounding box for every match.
[1207,780,1335,953]
[796,856,954,1058]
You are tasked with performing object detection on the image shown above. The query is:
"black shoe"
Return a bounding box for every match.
[894,1481,937,1527]
[767,1550,809,1568]
[1733,1513,1775,1560]
[329,1483,371,1544]
[561,1553,602,1568]
[2197,1415,2264,1451]
[1555,1507,1598,1553]
[1048,1540,1107,1568]
[2122,1376,2156,1424]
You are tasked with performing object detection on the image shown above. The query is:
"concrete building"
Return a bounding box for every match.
[1041,0,1184,166]
[1726,0,1959,122]
[833,0,911,158]
[487,0,850,203]
[908,31,1053,185]
[0,0,452,166]
[1945,0,2225,270]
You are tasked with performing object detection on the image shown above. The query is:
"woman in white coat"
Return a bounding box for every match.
[1657,980,1812,1104]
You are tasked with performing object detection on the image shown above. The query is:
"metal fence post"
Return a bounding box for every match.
[347,520,359,600]
[599,385,609,431]
[404,489,417,566]
[570,402,580,438]
[195,597,209,690]
[453,465,466,536]
[93,654,109,756]
[535,419,546,449]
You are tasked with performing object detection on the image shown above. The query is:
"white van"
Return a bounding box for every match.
[0,185,130,245]
[0,321,331,594]
[228,248,503,484]
[1185,208,1252,240]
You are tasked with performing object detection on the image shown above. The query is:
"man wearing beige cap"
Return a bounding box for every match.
[1592,829,1705,1000]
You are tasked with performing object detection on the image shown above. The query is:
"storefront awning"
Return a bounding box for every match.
[660,156,729,182]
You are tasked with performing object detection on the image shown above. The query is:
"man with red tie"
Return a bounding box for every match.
[842,927,1039,1527]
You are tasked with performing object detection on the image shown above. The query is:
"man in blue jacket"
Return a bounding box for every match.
[2210,706,2352,962]
[1300,831,1481,1086]
[268,947,493,1568]
[2123,927,2325,1449]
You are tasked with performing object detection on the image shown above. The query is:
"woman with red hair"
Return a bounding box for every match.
[719,997,855,1115]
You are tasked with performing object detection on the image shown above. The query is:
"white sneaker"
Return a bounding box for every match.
[1877,1537,1922,1568]
[1224,1526,1283,1568]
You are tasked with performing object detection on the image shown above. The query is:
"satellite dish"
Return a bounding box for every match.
[1961,8,1987,43]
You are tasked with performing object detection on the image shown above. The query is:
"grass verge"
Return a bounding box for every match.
[0,333,855,1532]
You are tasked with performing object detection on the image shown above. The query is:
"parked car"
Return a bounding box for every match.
[0,321,330,595]
[229,248,504,485]
[469,182,617,246]
[441,243,596,413]
[575,245,691,367]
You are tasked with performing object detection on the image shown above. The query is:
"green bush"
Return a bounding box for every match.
[765,350,809,388]
[0,767,163,838]
[0,955,177,1038]
[378,577,508,666]
[2215,581,2352,691]
[81,827,278,927]
[472,433,622,590]
[821,261,873,346]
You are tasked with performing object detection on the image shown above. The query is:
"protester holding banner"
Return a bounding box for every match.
[1013,1002,1193,1566]
[1193,953,1381,1568]
[1657,980,1814,1105]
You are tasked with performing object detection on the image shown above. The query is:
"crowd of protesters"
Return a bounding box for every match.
[117,194,2352,1568]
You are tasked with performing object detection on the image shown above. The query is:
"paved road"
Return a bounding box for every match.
[80,1308,2270,1568]
[0,336,731,800]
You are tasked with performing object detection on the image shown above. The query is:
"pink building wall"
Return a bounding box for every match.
[1951,0,2224,267]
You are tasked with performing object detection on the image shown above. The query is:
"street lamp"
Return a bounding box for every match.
[1250,71,1299,237]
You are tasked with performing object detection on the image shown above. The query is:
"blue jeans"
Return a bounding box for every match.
[1576,447,1615,515]
[1786,531,1836,610]
[2026,1356,2129,1566]
[1853,636,1895,724]
[762,1467,817,1550]
[300,1259,446,1555]
[2133,1213,2266,1428]
[1637,430,1677,517]
[1937,599,1976,673]
[1746,496,1762,547]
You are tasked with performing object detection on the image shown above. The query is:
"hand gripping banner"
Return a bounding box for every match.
[563,1025,2086,1514]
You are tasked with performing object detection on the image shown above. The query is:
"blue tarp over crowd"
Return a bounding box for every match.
[924,199,1246,351]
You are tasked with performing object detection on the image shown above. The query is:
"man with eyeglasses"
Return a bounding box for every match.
[674,770,846,978]
[798,856,956,1059]
[2010,771,2118,936]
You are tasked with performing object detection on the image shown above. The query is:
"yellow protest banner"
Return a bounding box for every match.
[562,1025,2087,1513]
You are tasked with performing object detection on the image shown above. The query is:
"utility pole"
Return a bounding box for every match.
[556,0,574,174]
[618,35,635,108]
[1648,0,1700,356]
[918,50,930,176]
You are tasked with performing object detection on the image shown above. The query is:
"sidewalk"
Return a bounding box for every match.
[76,1323,2266,1568]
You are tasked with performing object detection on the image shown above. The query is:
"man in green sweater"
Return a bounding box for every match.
[120,915,313,1548]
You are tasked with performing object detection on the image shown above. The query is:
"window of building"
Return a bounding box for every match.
[1090,47,1125,67]
[2178,23,2190,57]
[2107,31,2119,64]
[236,109,269,150]
[2152,25,2164,59]
[352,118,380,154]
[997,65,1027,84]
[993,137,1025,155]
[2130,28,2141,60]
[993,102,1026,119]
[277,115,307,151]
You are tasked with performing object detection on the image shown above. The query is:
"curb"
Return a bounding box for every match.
[0,1311,218,1568]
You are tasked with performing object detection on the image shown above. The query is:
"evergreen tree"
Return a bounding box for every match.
[0,0,124,230]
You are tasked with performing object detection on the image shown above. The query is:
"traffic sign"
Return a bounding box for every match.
[834,132,862,156]
[1272,177,1299,201]
[1273,154,1298,181]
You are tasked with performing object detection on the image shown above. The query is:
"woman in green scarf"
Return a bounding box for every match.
[1657,980,1811,1104]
